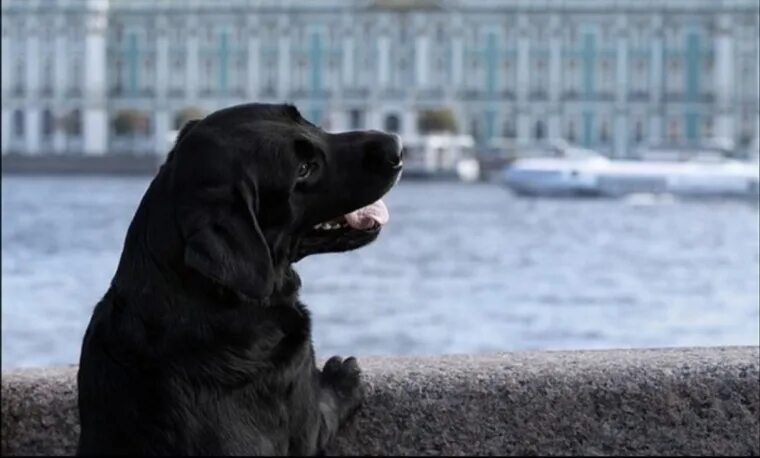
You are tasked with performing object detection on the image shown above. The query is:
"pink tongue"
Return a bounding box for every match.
[344,200,389,230]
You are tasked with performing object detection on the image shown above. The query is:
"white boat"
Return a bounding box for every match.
[401,134,480,182]
[502,147,759,199]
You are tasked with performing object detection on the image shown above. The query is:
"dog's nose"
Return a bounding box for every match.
[363,131,403,173]
[386,134,403,168]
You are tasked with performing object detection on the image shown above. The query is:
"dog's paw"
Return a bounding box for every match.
[321,355,364,417]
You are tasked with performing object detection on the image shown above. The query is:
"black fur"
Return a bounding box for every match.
[76,103,402,456]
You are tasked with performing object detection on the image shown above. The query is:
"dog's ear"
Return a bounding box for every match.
[177,179,274,301]
[166,120,201,163]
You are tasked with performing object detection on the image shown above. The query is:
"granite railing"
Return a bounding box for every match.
[2,346,758,456]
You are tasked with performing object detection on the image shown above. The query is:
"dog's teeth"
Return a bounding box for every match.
[313,221,345,231]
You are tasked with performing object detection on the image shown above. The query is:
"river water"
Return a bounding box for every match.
[2,175,758,369]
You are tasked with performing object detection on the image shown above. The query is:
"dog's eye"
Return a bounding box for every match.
[297,162,316,180]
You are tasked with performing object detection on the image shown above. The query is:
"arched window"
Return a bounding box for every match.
[384,114,400,133]
[13,110,24,137]
[534,120,545,140]
[634,121,644,143]
[349,109,363,129]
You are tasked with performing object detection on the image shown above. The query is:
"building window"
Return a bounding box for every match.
[399,58,407,86]
[703,118,713,139]
[533,60,546,93]
[503,119,515,138]
[143,58,154,92]
[600,122,609,143]
[203,59,212,92]
[668,120,679,143]
[68,109,82,136]
[114,59,123,91]
[13,110,24,138]
[470,118,481,140]
[600,60,611,92]
[566,59,577,93]
[436,24,445,42]
[634,121,644,144]
[567,120,575,143]
[42,109,54,137]
[235,58,245,91]
[534,120,545,140]
[384,113,400,133]
[42,59,53,94]
[14,60,24,93]
[349,109,363,129]
[71,59,82,92]
[502,60,511,91]
[296,58,306,91]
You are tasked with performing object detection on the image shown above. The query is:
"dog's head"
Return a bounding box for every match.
[165,103,402,301]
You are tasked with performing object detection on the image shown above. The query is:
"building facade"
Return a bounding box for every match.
[2,0,759,157]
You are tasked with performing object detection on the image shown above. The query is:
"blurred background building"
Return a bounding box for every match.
[2,0,759,158]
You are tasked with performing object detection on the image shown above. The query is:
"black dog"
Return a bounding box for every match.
[76,103,402,455]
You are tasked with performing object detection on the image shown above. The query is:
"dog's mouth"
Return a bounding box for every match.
[293,200,389,261]
[310,199,388,234]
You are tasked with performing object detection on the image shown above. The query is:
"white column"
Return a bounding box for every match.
[415,32,429,88]
[53,20,67,154]
[649,17,664,146]
[548,15,562,140]
[402,110,417,140]
[614,116,628,158]
[378,35,390,88]
[452,33,463,89]
[548,116,561,142]
[82,1,108,156]
[154,110,170,155]
[1,21,9,98]
[246,18,260,100]
[53,110,66,154]
[367,110,382,131]
[25,111,40,155]
[327,110,347,133]
[155,18,168,101]
[24,17,41,155]
[451,12,464,91]
[0,110,9,155]
[54,21,68,95]
[548,16,561,104]
[755,42,760,156]
[154,18,169,156]
[25,24,40,97]
[516,15,530,145]
[277,36,290,100]
[756,34,760,108]
[1,23,9,155]
[614,16,629,157]
[186,16,199,100]
[277,16,291,100]
[343,35,354,88]
[715,13,735,145]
